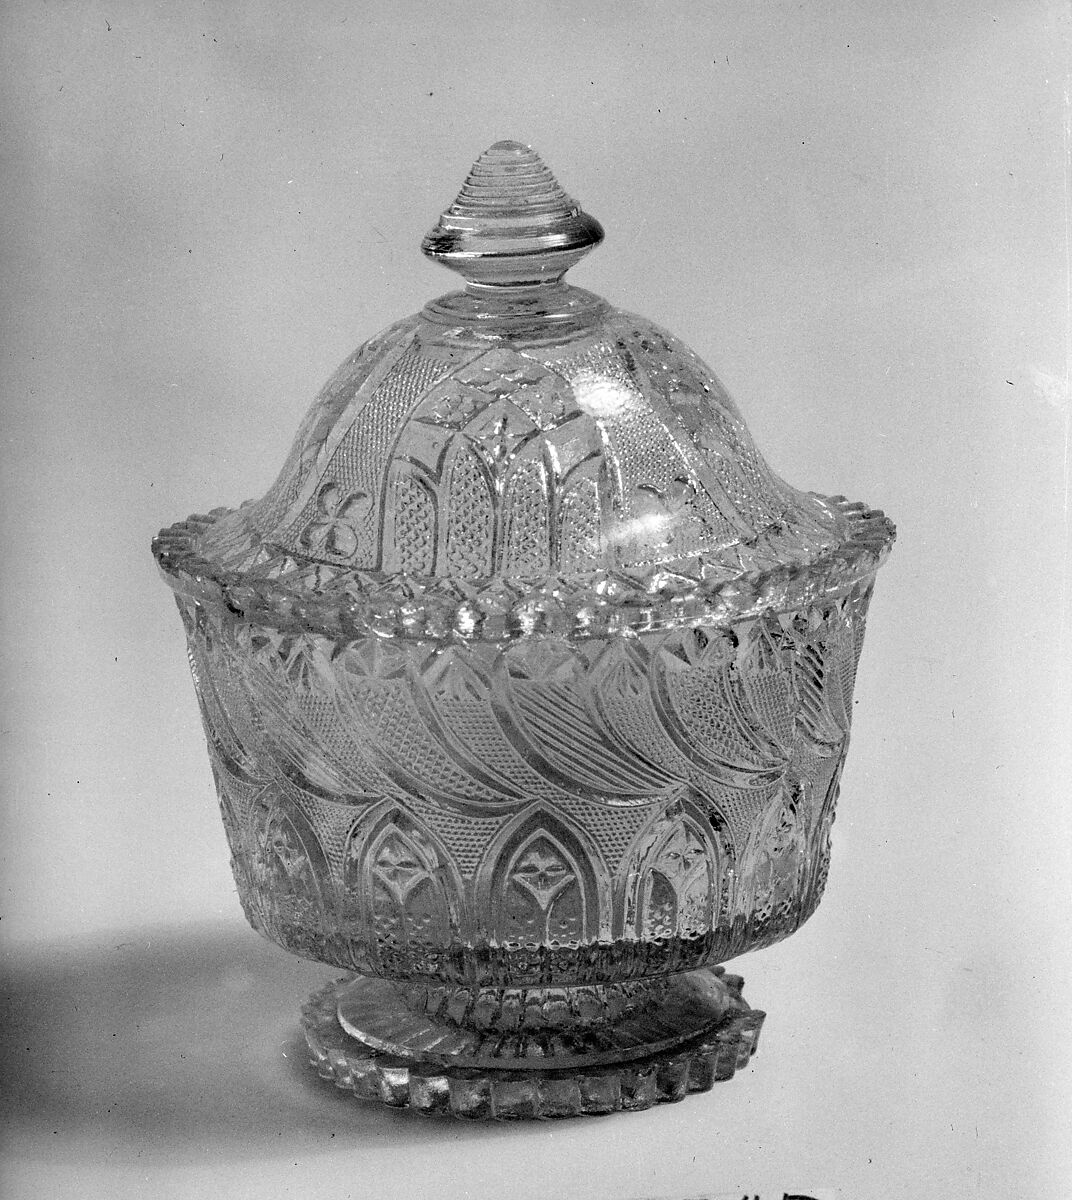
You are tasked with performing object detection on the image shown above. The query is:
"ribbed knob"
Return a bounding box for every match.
[422,141,604,289]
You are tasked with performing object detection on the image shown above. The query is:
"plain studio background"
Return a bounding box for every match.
[0,3,1068,1198]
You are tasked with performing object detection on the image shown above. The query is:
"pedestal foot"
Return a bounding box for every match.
[301,967,764,1119]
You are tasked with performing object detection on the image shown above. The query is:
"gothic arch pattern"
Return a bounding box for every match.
[389,466,438,574]
[621,798,730,940]
[557,466,604,571]
[479,806,607,946]
[180,579,878,976]
[370,347,611,580]
[343,805,465,968]
[444,441,496,577]
[502,450,551,575]
[244,793,332,943]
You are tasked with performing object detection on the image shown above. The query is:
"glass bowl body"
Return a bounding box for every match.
[175,574,875,989]
[158,282,893,992]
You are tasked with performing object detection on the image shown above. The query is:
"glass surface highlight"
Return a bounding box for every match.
[153,140,895,1118]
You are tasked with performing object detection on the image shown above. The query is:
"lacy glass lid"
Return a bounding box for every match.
[154,141,894,642]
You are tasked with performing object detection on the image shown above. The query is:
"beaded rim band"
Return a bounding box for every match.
[153,495,893,643]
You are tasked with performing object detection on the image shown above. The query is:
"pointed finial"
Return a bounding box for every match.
[422,141,603,288]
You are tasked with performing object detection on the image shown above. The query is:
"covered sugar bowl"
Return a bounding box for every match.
[153,141,895,1118]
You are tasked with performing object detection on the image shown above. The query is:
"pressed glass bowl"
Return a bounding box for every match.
[154,141,894,1118]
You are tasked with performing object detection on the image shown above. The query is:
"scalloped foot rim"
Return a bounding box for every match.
[301,967,765,1119]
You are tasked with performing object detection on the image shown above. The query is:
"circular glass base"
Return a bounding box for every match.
[302,968,764,1119]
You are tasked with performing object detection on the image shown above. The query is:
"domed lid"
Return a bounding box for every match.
[154,141,894,641]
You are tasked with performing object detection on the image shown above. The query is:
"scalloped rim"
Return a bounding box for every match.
[152,496,894,642]
[301,969,764,1119]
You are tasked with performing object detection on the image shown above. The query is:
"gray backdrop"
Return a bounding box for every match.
[1,3,1068,1198]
